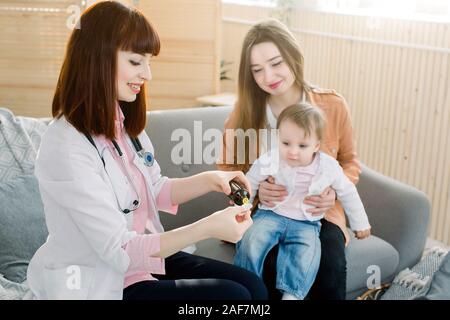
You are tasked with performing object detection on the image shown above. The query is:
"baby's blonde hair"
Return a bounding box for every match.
[276,103,326,141]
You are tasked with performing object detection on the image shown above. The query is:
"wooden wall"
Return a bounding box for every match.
[0,0,74,117]
[0,0,221,117]
[136,0,221,109]
[222,3,450,245]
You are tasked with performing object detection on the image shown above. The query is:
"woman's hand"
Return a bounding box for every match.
[355,228,371,240]
[258,176,288,207]
[154,204,252,258]
[171,171,251,206]
[204,205,253,243]
[303,186,336,216]
[207,170,252,198]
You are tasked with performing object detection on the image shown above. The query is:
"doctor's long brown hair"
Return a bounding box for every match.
[52,1,160,139]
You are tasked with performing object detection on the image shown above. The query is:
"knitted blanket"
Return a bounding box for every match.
[0,108,47,182]
[381,246,449,300]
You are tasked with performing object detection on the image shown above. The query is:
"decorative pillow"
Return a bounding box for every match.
[0,175,48,283]
[380,246,448,300]
[415,249,450,300]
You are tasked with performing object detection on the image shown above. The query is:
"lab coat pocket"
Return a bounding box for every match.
[43,265,95,300]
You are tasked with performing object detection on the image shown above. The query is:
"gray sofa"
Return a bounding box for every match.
[146,106,430,300]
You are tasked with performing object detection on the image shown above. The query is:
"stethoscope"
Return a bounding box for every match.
[84,133,154,214]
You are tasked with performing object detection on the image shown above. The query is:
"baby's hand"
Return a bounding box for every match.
[354,228,371,240]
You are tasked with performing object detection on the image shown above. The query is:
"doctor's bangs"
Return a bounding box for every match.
[119,9,160,57]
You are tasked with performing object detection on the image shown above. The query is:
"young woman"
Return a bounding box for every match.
[217,18,362,300]
[26,1,267,300]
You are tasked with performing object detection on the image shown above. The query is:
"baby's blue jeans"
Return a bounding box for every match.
[234,209,321,299]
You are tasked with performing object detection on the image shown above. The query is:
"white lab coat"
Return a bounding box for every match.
[26,116,170,300]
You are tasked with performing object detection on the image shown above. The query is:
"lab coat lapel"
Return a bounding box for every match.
[93,135,135,230]
[125,136,165,234]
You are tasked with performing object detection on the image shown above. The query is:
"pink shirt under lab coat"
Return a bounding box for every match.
[106,106,178,289]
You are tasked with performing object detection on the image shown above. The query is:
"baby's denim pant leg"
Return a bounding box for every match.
[276,219,321,299]
[234,209,285,277]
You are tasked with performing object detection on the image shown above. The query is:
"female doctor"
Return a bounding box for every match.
[26,1,267,300]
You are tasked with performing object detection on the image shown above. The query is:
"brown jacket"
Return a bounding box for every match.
[216,87,361,245]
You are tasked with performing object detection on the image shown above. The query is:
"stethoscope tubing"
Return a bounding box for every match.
[84,133,153,214]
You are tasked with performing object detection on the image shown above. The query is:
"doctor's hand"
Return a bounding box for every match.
[206,170,252,198]
[204,205,253,243]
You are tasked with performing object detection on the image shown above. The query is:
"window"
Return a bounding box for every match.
[222,0,276,7]
[313,0,450,22]
[222,0,450,22]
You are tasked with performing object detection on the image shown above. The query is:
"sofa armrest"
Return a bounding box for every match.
[356,164,430,272]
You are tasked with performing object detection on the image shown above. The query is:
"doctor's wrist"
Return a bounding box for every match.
[201,171,217,192]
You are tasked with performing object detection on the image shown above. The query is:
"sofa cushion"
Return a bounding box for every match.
[0,175,48,283]
[345,229,399,297]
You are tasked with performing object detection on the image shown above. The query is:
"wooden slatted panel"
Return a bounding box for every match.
[222,4,450,245]
[136,0,221,110]
[0,0,221,116]
[0,0,79,117]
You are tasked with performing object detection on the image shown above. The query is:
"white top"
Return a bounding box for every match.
[266,91,308,129]
[246,149,371,231]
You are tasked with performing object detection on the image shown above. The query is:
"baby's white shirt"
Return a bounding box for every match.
[246,149,371,231]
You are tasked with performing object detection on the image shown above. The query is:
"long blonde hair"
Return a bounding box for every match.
[235,18,309,132]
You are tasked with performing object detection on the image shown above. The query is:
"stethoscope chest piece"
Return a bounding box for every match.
[143,151,154,167]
